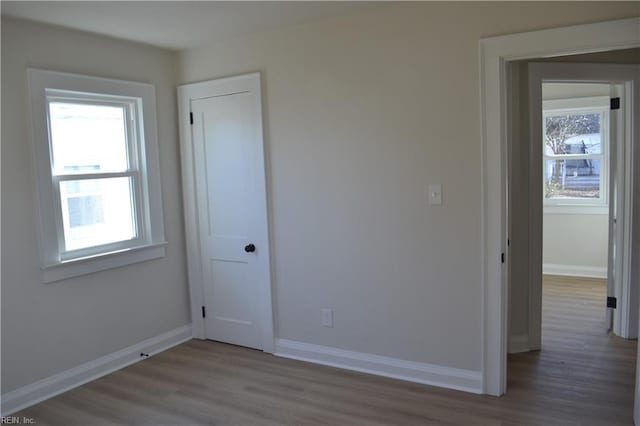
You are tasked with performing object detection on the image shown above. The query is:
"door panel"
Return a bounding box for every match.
[608,82,636,338]
[205,258,259,348]
[192,91,263,350]
[607,92,618,332]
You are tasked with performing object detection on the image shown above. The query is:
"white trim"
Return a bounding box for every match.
[42,242,166,283]
[543,264,607,279]
[543,96,610,112]
[275,339,482,394]
[507,334,530,354]
[177,83,206,341]
[479,17,640,396]
[177,72,275,353]
[1,324,192,416]
[543,205,608,215]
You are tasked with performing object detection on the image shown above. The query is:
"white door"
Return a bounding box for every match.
[607,82,636,338]
[187,74,272,350]
[606,97,617,332]
[606,85,620,332]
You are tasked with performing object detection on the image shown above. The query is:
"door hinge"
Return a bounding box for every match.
[607,297,617,309]
[611,97,620,110]
[501,253,505,264]
[190,112,194,125]
[202,306,206,318]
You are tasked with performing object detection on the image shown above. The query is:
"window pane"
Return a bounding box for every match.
[48,102,129,174]
[544,158,601,200]
[60,177,137,251]
[544,113,602,156]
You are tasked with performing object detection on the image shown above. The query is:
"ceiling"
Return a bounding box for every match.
[1,1,375,51]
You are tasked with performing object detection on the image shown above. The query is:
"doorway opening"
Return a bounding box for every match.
[541,81,614,351]
[479,19,640,411]
[504,54,639,422]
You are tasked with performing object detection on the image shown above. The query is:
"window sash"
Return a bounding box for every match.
[45,96,139,176]
[44,93,146,262]
[52,171,145,261]
[53,171,137,182]
[544,153,603,160]
[544,161,606,204]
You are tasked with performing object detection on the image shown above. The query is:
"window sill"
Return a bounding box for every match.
[543,205,608,215]
[42,242,167,283]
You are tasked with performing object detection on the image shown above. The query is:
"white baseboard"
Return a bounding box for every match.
[508,334,530,354]
[1,324,192,416]
[274,339,482,394]
[543,263,607,279]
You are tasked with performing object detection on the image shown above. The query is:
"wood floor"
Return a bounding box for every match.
[16,276,637,425]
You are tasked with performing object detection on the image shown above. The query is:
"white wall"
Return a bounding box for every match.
[543,215,609,275]
[178,2,639,372]
[1,18,191,393]
[542,83,611,277]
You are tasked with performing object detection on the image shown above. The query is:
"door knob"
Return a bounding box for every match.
[244,243,256,253]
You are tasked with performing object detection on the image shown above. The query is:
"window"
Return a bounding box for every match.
[28,69,166,282]
[542,96,609,213]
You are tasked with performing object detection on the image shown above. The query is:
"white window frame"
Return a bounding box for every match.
[542,96,610,215]
[28,69,167,283]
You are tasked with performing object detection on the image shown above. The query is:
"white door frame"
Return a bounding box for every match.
[479,17,640,396]
[177,72,275,353]
[527,63,639,348]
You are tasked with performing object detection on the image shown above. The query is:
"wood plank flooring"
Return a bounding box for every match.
[15,275,637,425]
[507,275,637,425]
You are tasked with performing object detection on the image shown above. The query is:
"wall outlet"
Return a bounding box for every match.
[321,308,334,327]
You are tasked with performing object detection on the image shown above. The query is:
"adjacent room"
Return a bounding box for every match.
[2,2,639,425]
[507,59,640,423]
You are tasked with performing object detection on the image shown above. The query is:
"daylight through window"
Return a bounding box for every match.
[49,101,139,252]
[542,96,609,208]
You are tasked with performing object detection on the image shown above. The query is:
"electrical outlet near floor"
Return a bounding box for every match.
[321,308,334,327]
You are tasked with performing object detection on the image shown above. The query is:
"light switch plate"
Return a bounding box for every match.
[321,308,334,327]
[429,184,442,205]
